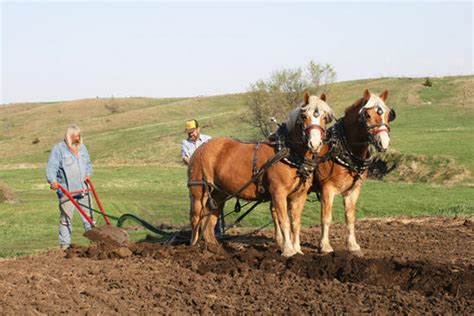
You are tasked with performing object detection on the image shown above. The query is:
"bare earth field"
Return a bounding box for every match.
[0,216,473,314]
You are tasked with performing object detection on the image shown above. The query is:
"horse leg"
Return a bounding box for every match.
[270,202,284,249]
[343,184,363,256]
[272,192,295,257]
[189,186,208,246]
[320,187,336,253]
[289,194,307,255]
[202,194,224,245]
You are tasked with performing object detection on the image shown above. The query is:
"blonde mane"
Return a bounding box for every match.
[286,95,334,131]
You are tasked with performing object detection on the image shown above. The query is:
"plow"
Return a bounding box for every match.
[56,179,268,247]
[57,179,178,247]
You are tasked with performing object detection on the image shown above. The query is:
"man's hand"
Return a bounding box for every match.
[50,182,59,190]
[84,176,90,182]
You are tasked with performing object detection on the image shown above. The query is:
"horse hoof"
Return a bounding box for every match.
[350,249,364,257]
[293,248,304,255]
[319,247,334,254]
[282,249,296,257]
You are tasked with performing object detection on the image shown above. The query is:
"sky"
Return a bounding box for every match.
[0,1,472,104]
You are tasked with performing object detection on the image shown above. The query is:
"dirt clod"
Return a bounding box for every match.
[83,225,129,248]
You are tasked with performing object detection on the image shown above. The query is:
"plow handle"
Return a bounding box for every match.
[85,178,111,225]
[56,184,95,226]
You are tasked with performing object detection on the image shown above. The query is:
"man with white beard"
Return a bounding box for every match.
[46,125,93,250]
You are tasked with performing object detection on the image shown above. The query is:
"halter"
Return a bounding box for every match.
[304,124,325,138]
[299,107,326,145]
[359,104,392,151]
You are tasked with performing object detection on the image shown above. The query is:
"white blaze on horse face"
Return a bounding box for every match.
[308,113,323,151]
[361,94,391,150]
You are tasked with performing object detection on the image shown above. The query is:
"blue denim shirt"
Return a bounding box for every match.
[46,141,92,196]
[181,134,212,160]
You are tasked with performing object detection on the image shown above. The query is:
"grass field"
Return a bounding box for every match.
[1,75,473,257]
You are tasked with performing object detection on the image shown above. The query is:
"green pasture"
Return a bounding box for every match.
[0,75,473,257]
[0,166,472,258]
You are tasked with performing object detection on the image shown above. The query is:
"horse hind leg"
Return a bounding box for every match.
[270,202,284,249]
[202,193,225,245]
[189,186,208,246]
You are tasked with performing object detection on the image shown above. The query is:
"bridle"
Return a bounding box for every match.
[300,108,327,145]
[359,104,395,151]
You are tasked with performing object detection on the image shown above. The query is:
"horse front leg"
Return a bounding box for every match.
[320,187,336,253]
[272,192,295,257]
[289,194,307,255]
[343,183,363,256]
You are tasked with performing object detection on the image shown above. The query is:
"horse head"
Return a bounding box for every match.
[357,89,396,152]
[297,92,335,153]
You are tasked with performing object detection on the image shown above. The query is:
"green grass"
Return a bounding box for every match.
[1,166,472,257]
[0,75,473,257]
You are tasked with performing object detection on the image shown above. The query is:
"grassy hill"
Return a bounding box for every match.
[0,75,473,257]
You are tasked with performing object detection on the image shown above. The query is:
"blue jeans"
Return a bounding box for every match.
[58,195,93,247]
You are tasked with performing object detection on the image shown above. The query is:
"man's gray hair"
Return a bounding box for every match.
[65,124,82,147]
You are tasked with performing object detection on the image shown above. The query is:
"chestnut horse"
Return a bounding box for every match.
[188,93,334,257]
[312,89,396,256]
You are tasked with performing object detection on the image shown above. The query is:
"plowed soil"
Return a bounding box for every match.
[1,216,473,314]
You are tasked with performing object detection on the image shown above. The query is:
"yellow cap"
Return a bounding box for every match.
[185,119,198,132]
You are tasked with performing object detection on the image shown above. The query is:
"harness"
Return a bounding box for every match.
[188,123,317,208]
[270,123,317,182]
[319,118,374,179]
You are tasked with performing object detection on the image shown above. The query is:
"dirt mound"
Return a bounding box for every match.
[0,216,473,314]
[83,225,129,248]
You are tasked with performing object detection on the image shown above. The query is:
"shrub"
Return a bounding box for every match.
[423,77,432,87]
[369,150,470,185]
[0,182,17,204]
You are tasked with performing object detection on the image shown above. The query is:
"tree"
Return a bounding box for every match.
[243,61,337,136]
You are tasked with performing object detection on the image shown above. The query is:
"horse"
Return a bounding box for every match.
[311,89,396,256]
[188,92,335,257]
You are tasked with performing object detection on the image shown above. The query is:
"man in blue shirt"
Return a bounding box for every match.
[181,119,212,165]
[181,119,223,238]
[46,125,93,250]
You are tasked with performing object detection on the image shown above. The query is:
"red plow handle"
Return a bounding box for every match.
[56,180,111,226]
[85,178,111,225]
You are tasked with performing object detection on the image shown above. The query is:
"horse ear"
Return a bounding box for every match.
[380,90,389,102]
[326,111,335,124]
[388,108,396,122]
[303,92,310,105]
[363,89,371,101]
[320,93,326,102]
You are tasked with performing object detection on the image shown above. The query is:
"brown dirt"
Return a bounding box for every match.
[0,216,472,314]
[84,225,130,248]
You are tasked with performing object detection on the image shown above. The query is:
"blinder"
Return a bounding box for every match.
[388,108,396,122]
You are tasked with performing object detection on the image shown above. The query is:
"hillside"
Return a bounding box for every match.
[1,76,473,172]
[0,75,473,257]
